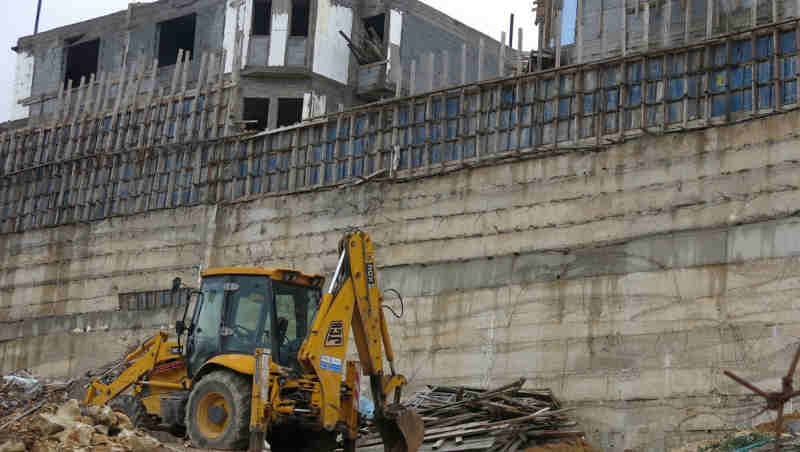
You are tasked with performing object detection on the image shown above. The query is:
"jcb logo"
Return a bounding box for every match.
[366,263,376,287]
[324,320,344,347]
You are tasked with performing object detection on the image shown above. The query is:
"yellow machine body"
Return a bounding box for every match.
[84,232,422,452]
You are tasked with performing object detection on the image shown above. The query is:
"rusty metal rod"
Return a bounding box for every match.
[787,343,800,380]
[724,371,770,399]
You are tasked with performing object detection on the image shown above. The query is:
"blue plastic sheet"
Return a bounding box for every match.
[780,31,797,54]
[583,94,595,113]
[628,85,642,106]
[668,79,684,100]
[606,89,619,111]
[359,395,375,419]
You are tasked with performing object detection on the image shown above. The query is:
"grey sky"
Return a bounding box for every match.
[0,0,536,123]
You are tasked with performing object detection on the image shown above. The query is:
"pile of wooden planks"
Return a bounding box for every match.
[357,378,585,452]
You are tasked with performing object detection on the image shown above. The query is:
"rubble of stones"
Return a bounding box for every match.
[0,397,175,452]
[0,373,174,452]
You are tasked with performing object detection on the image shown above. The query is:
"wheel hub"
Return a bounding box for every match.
[208,405,227,425]
[196,392,230,438]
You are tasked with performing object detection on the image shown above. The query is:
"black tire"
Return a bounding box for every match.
[109,395,150,428]
[185,371,251,450]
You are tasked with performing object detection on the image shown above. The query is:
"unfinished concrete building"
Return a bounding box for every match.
[537,0,800,66]
[8,0,507,131]
[3,0,800,451]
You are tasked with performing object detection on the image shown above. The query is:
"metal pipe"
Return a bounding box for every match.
[327,249,347,294]
[509,14,515,47]
[34,0,43,35]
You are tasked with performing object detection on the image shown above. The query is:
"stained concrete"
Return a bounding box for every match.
[3,105,800,450]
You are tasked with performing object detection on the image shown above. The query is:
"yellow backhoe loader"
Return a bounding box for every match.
[84,231,423,452]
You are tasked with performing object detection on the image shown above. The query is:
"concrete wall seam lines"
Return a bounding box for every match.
[3,99,800,448]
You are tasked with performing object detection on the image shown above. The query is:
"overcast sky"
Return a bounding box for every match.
[0,0,536,123]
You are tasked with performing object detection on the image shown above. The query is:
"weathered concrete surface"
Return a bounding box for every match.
[0,308,182,377]
[3,109,800,451]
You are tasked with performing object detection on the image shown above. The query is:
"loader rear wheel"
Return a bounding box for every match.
[185,371,251,450]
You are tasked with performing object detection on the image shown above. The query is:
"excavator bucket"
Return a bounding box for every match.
[374,405,425,452]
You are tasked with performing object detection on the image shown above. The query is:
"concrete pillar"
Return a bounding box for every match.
[478,38,486,81]
[442,50,450,87]
[577,0,585,62]
[707,0,713,38]
[267,96,279,130]
[621,0,627,56]
[517,28,524,73]
[389,44,402,92]
[686,0,692,44]
[752,0,758,26]
[500,31,507,77]
[664,0,671,47]
[269,0,291,66]
[600,3,607,58]
[395,61,404,97]
[427,52,435,92]
[643,2,651,50]
[123,4,133,68]
[461,43,467,84]
[537,26,544,72]
[410,59,417,95]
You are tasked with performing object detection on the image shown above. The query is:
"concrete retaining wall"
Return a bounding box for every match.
[3,108,800,450]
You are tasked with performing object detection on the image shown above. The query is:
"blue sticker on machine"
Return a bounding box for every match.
[320,355,343,373]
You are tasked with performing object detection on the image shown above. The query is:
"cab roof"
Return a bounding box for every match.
[202,267,324,282]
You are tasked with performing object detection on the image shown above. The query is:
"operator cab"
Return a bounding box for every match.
[181,267,324,376]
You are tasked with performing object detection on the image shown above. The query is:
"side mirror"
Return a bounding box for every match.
[172,277,182,293]
[176,320,186,336]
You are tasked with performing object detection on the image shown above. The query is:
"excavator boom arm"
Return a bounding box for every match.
[296,231,423,451]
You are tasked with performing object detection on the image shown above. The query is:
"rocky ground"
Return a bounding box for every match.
[0,372,203,452]
[1,370,593,452]
[0,398,176,452]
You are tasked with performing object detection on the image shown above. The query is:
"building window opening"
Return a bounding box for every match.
[363,14,386,42]
[291,0,310,37]
[560,0,577,46]
[253,0,272,36]
[64,39,100,88]
[277,98,303,127]
[158,14,197,67]
[243,98,270,130]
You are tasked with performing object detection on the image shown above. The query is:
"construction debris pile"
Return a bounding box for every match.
[357,378,592,452]
[1,372,74,427]
[0,398,175,452]
[1,370,177,452]
[671,413,800,452]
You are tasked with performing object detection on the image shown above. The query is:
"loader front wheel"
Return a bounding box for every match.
[185,371,251,450]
